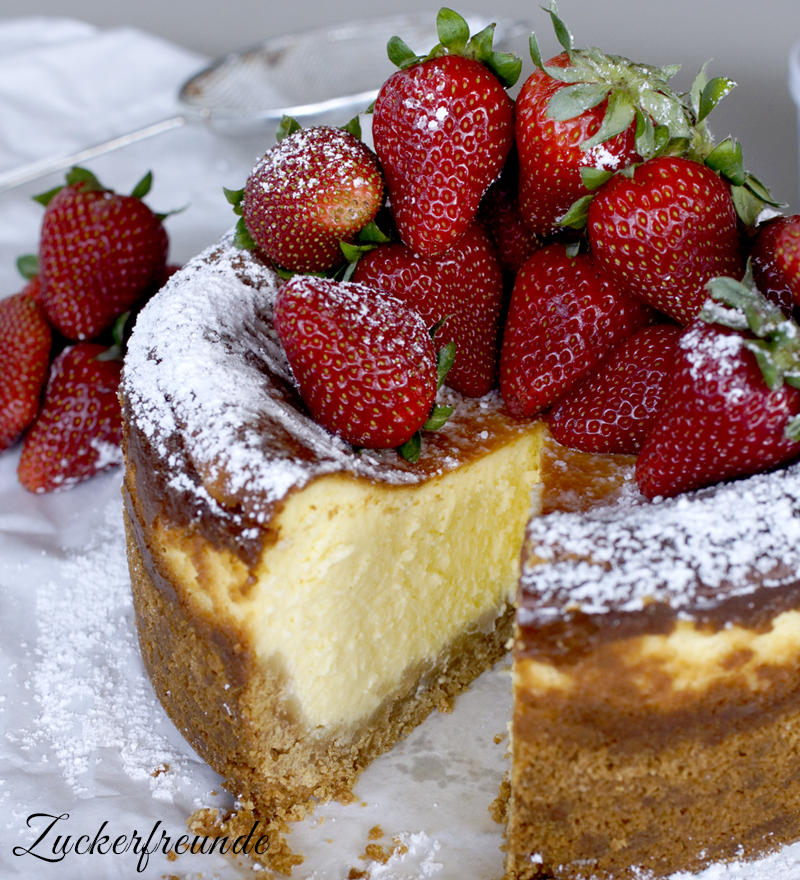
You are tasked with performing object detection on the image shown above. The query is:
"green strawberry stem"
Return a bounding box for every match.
[340,222,394,281]
[386,7,522,89]
[529,1,745,174]
[702,273,800,438]
[529,0,697,160]
[397,339,457,463]
[704,138,784,226]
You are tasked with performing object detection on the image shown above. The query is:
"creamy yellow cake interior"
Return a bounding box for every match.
[151,424,543,731]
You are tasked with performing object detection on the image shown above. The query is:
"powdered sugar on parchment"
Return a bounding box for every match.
[16,497,192,801]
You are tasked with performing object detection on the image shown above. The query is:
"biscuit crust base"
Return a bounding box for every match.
[124,491,514,814]
[505,644,800,879]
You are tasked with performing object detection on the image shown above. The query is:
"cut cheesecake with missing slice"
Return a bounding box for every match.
[506,458,800,879]
[122,234,564,812]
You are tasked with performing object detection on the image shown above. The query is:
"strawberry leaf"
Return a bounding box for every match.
[580,90,636,151]
[547,82,611,122]
[131,170,153,200]
[704,138,746,186]
[528,31,545,71]
[687,62,711,120]
[423,404,454,431]
[634,109,655,158]
[397,432,422,462]
[341,115,362,140]
[558,193,593,230]
[234,216,257,250]
[387,35,422,69]
[639,90,692,142]
[466,23,494,59]
[435,340,457,389]
[276,115,302,142]
[487,50,523,89]
[436,7,470,55]
[580,167,613,191]
[545,0,573,54]
[698,76,736,123]
[703,274,800,393]
[17,254,39,280]
[66,165,105,192]
[357,221,392,245]
[33,184,64,207]
[223,186,245,214]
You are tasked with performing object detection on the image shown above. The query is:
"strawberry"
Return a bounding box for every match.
[515,2,701,238]
[477,148,542,275]
[17,342,123,493]
[0,292,52,451]
[371,9,518,257]
[587,155,746,325]
[273,275,450,455]
[636,277,800,499]
[37,167,168,341]
[750,214,800,314]
[498,244,652,417]
[351,223,504,397]
[548,324,681,454]
[237,121,384,273]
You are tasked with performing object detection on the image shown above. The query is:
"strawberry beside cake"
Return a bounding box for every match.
[118,4,800,878]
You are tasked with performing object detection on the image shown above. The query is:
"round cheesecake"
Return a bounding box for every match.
[121,232,567,811]
[122,231,800,878]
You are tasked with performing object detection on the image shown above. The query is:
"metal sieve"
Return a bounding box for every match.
[0,13,529,194]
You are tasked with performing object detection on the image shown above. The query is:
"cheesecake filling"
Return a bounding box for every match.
[159,425,544,730]
[516,610,800,698]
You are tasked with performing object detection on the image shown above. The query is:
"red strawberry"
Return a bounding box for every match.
[22,274,43,305]
[17,343,123,493]
[750,214,800,314]
[516,55,640,237]
[588,156,746,325]
[636,278,800,499]
[0,292,52,450]
[37,167,168,341]
[499,244,652,417]
[548,324,681,454]
[273,275,442,452]
[352,223,504,397]
[515,3,696,237]
[477,148,542,274]
[240,124,384,272]
[371,10,517,257]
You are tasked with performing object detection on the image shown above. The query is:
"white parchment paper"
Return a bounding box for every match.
[2,16,800,880]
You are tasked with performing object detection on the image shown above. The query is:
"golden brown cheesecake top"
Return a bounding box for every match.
[518,459,800,662]
[122,234,536,563]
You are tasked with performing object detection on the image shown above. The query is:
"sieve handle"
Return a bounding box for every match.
[0,116,188,195]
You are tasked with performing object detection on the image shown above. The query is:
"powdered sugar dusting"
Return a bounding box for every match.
[365,831,443,878]
[15,497,191,801]
[520,460,800,624]
[123,234,529,535]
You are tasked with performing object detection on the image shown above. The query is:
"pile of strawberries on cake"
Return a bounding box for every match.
[0,167,172,492]
[3,3,800,500]
[229,3,800,499]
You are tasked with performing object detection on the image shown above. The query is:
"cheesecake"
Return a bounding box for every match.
[122,234,550,811]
